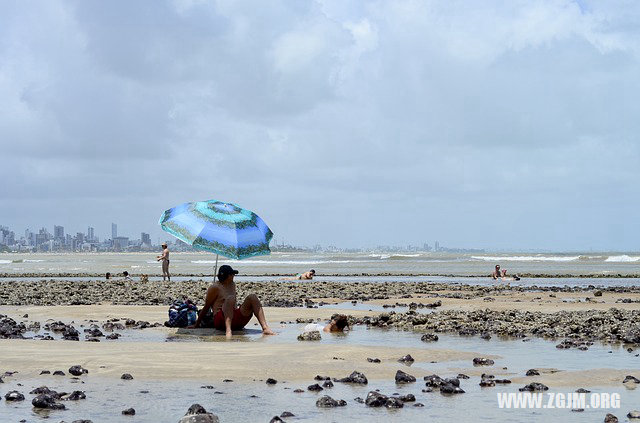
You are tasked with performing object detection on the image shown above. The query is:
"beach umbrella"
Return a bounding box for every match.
[158,199,273,276]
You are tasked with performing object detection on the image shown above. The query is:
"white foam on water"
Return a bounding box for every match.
[370,254,391,259]
[192,259,373,265]
[23,259,45,263]
[471,255,581,262]
[391,254,422,258]
[605,255,640,262]
[0,260,11,264]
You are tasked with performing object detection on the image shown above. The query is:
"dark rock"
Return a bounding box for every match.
[604,414,618,423]
[366,357,381,363]
[322,380,334,388]
[424,374,444,388]
[122,408,136,415]
[395,370,416,383]
[186,404,208,415]
[334,371,368,384]
[266,378,277,385]
[293,389,304,393]
[269,417,284,423]
[121,373,134,380]
[365,391,388,407]
[307,383,323,391]
[627,411,640,419]
[398,354,414,363]
[397,393,415,402]
[576,388,591,393]
[32,394,65,409]
[316,395,346,408]
[4,390,25,401]
[473,358,494,366]
[623,375,640,384]
[421,333,438,342]
[280,411,294,417]
[40,370,50,375]
[297,331,321,341]
[65,391,86,400]
[519,382,549,392]
[385,397,404,408]
[414,402,424,407]
[29,386,61,398]
[69,365,88,376]
[84,327,104,337]
[479,378,496,387]
[314,375,330,381]
[53,370,65,376]
[440,382,465,394]
[106,333,121,340]
[594,290,603,297]
[526,369,540,376]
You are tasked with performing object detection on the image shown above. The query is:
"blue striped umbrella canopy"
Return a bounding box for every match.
[158,200,273,260]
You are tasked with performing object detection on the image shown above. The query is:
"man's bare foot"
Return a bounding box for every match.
[226,329,233,338]
[262,328,276,335]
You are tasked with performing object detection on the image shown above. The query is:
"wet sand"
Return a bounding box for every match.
[1,281,639,422]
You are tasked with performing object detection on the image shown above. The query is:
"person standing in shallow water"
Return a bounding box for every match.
[157,243,170,282]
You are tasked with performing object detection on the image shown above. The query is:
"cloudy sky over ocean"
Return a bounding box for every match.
[1,0,639,250]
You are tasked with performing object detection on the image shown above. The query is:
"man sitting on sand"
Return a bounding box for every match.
[189,265,276,337]
[303,314,349,333]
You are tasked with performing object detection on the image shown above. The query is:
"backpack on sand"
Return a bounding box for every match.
[165,299,198,328]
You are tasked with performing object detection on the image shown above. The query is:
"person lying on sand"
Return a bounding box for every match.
[303,314,349,333]
[189,265,276,337]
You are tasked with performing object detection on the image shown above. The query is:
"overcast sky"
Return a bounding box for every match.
[1,0,639,251]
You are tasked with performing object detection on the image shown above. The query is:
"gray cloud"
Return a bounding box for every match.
[1,0,639,250]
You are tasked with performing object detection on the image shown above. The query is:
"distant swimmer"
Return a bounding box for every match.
[281,269,316,281]
[298,269,316,280]
[122,271,132,281]
[157,243,170,282]
[492,265,520,281]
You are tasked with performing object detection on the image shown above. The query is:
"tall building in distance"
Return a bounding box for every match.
[141,232,151,246]
[87,226,95,242]
[54,225,64,240]
[111,223,117,239]
[434,241,440,252]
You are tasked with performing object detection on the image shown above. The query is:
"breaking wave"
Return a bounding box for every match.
[605,255,640,263]
[471,255,581,262]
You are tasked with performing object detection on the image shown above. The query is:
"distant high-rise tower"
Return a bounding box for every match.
[141,232,151,246]
[111,223,117,239]
[87,226,95,241]
[435,241,440,252]
[54,225,64,240]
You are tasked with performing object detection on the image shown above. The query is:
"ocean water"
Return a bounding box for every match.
[1,252,639,277]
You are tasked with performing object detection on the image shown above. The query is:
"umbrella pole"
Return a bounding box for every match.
[213,254,219,281]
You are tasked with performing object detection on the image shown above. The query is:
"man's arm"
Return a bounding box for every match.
[192,285,218,328]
